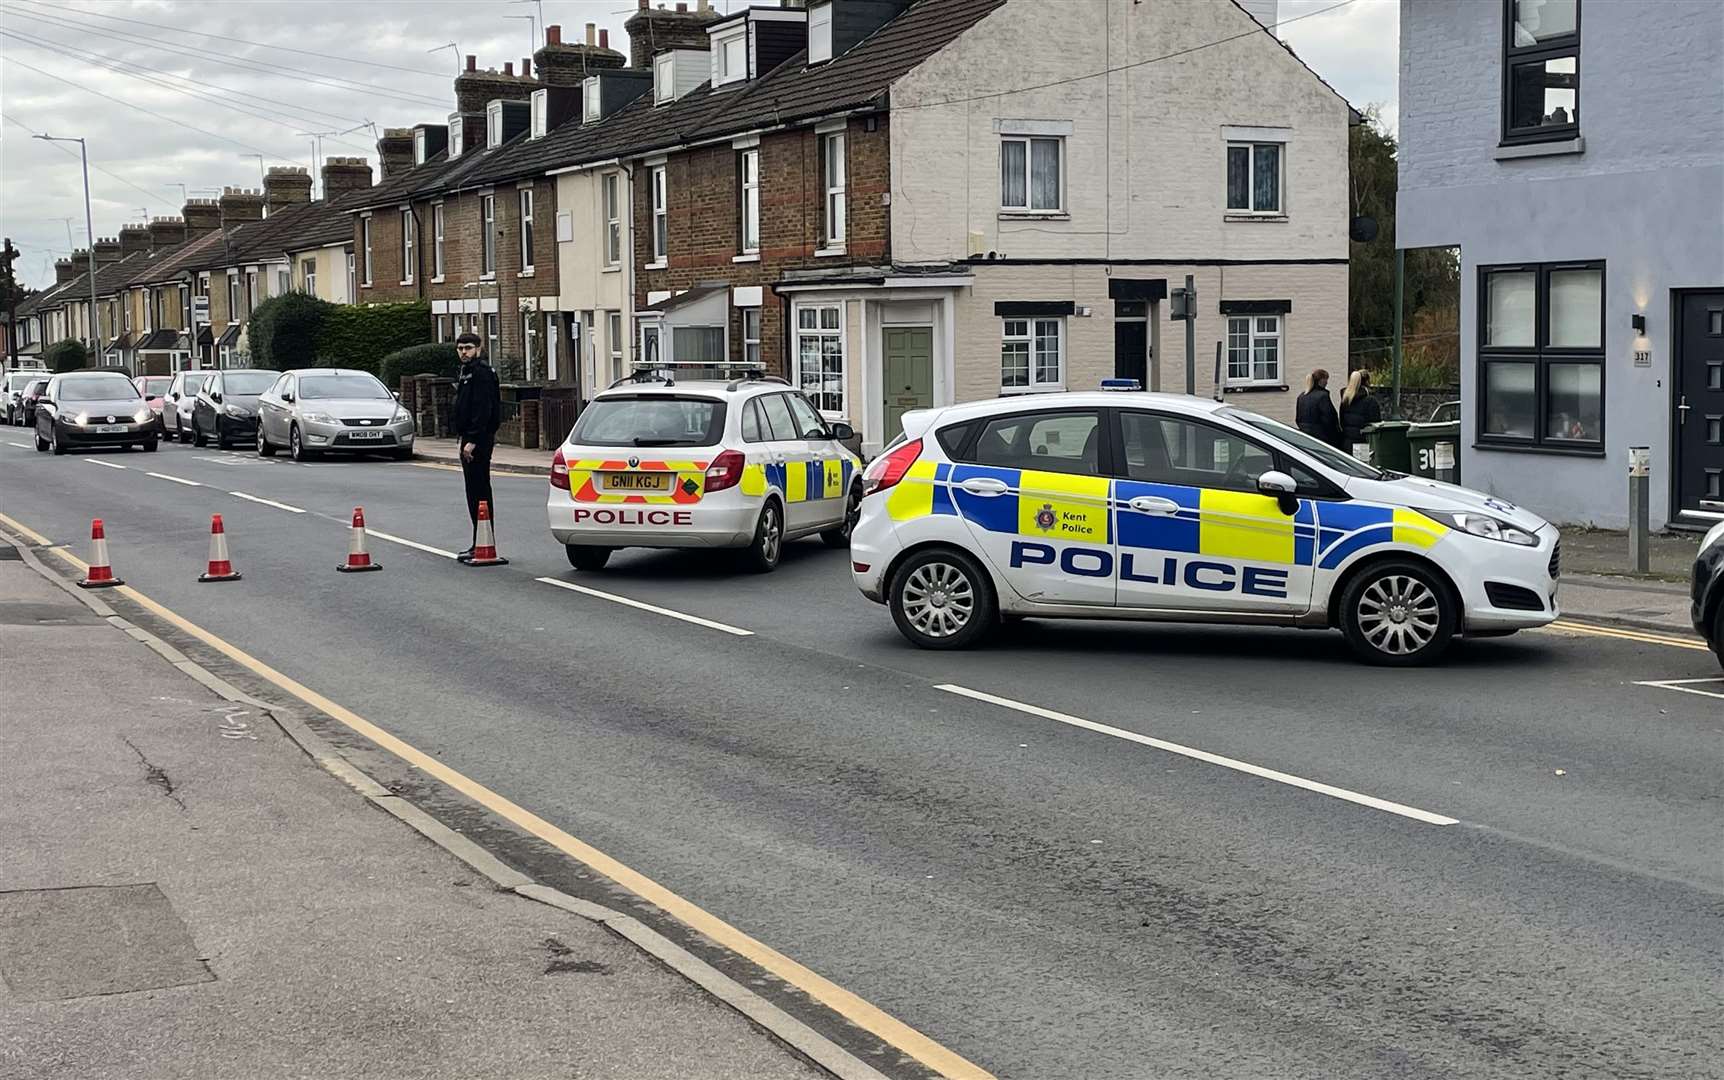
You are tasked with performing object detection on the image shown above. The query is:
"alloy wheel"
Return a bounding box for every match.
[761,505,781,564]
[901,560,976,639]
[1355,574,1441,656]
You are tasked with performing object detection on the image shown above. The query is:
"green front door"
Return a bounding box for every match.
[883,327,933,442]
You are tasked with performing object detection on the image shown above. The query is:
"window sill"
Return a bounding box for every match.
[643,260,668,271]
[733,253,761,264]
[1494,136,1584,161]
[601,265,621,274]
[1223,382,1289,393]
[1224,213,1287,223]
[518,269,535,278]
[480,274,496,282]
[430,276,445,285]
[998,385,1066,396]
[999,210,1069,221]
[814,245,847,258]
[399,280,414,287]
[1473,440,1605,458]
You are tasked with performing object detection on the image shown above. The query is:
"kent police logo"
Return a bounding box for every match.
[1033,503,1057,532]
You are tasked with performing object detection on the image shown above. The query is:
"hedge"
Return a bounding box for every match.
[314,302,432,375]
[247,292,332,371]
[379,342,459,388]
[44,339,89,372]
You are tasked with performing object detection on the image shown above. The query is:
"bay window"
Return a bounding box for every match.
[795,303,844,414]
[1478,260,1603,451]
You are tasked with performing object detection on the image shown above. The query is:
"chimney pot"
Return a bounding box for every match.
[585,22,596,45]
[599,28,609,49]
[466,54,477,72]
[521,58,531,77]
[546,24,561,44]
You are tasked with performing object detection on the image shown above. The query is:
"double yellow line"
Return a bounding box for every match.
[1544,619,1709,652]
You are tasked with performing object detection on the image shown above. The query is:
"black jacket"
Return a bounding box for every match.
[1295,387,1344,449]
[452,358,500,445]
[1339,391,1383,447]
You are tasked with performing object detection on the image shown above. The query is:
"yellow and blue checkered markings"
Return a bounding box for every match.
[745,456,855,503]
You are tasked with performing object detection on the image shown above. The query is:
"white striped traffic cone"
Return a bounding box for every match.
[337,507,382,572]
[77,518,124,589]
[463,500,508,566]
[197,514,242,582]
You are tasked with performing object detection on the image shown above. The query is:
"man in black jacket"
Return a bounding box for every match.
[451,333,500,561]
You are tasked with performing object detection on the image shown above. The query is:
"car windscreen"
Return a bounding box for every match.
[298,374,391,400]
[224,372,278,396]
[58,377,140,402]
[181,374,209,393]
[140,377,171,396]
[571,396,725,447]
[1222,408,1385,480]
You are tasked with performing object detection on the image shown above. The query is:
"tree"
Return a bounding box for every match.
[44,338,89,372]
[1348,107,1460,390]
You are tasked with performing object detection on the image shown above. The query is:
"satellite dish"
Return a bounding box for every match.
[1350,215,1379,243]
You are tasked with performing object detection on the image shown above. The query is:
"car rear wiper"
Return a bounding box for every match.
[631,437,690,446]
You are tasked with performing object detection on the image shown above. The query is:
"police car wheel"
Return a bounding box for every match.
[1340,561,1456,665]
[820,484,862,549]
[741,500,783,573]
[889,548,996,650]
[566,544,611,571]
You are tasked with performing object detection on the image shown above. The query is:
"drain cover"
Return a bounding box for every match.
[0,884,214,1001]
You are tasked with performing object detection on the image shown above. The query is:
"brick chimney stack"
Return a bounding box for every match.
[534,22,627,87]
[217,187,266,228]
[263,166,313,214]
[119,224,153,257]
[321,156,373,201]
[182,198,222,238]
[92,237,123,266]
[147,217,188,249]
[623,0,721,69]
[54,258,76,285]
[454,57,537,114]
[69,249,91,280]
[376,129,416,179]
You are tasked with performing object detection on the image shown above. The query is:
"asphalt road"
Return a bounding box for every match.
[3,432,1720,1080]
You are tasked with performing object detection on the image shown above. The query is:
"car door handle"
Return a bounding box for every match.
[959,477,1009,496]
[1128,495,1181,515]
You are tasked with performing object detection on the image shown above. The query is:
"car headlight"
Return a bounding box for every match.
[134,407,152,423]
[1416,508,1538,547]
[74,412,89,426]
[301,411,336,424]
[392,406,411,424]
[224,404,248,418]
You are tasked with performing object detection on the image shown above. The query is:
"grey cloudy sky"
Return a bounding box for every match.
[0,0,1398,290]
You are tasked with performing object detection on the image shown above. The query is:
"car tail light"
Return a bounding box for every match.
[704,449,746,493]
[862,438,922,495]
[550,447,570,490]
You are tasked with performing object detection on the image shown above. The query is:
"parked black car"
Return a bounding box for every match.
[33,370,161,454]
[1692,521,1724,669]
[189,368,275,449]
[18,377,50,427]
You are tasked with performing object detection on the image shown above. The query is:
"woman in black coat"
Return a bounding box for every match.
[1295,368,1344,449]
[1338,370,1383,452]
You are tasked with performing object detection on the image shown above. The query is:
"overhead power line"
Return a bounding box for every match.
[13,0,451,79]
[1,110,179,210]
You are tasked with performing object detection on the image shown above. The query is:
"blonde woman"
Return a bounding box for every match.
[1295,368,1343,448]
[1339,370,1382,451]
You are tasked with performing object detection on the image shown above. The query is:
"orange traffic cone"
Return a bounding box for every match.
[78,519,124,589]
[463,500,508,566]
[198,514,242,582]
[337,507,382,572]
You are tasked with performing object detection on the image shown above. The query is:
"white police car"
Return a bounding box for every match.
[851,392,1560,664]
[547,375,863,572]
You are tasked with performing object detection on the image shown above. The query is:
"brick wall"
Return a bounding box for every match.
[633,115,890,374]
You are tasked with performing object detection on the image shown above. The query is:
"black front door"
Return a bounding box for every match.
[1115,305,1148,387]
[1675,291,1724,517]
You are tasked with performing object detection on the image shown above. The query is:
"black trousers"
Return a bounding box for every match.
[461,439,494,546]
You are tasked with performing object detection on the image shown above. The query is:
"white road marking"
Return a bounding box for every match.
[145,471,203,487]
[366,529,458,559]
[536,577,754,637]
[83,458,127,470]
[193,455,242,465]
[228,491,305,514]
[6,441,28,449]
[1634,677,1724,700]
[935,684,1460,827]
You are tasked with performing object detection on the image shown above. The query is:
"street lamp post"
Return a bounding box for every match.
[33,133,102,364]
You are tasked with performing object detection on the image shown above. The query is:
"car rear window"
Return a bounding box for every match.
[58,376,140,402]
[571,395,726,447]
[224,372,277,396]
[140,377,171,396]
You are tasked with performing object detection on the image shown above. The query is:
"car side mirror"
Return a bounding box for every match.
[828,421,855,441]
[210,391,222,403]
[281,392,294,403]
[1257,470,1299,515]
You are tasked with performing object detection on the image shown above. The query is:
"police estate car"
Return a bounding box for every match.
[547,375,863,572]
[851,392,1560,665]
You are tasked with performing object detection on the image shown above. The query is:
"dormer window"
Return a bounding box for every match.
[449,114,465,157]
[712,26,747,87]
[486,101,504,148]
[414,128,428,164]
[655,55,675,105]
[583,76,602,123]
[531,89,548,139]
[808,2,833,64]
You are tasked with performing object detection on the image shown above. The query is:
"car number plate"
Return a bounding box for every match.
[605,471,668,491]
[347,429,384,440]
[96,424,128,434]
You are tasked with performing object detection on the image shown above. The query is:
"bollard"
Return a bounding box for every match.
[1628,446,1650,574]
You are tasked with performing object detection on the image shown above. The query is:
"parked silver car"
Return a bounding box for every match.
[255,369,415,461]
[162,370,210,442]
[5,371,42,425]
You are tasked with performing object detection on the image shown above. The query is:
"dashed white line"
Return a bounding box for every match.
[6,441,29,449]
[145,471,203,487]
[366,528,458,559]
[228,491,305,514]
[83,458,127,470]
[934,683,1460,826]
[536,576,754,637]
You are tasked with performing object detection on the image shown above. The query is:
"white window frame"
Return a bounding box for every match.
[713,27,748,87]
[400,209,415,285]
[245,270,259,315]
[603,173,621,268]
[739,149,760,255]
[1225,141,1285,215]
[345,251,355,300]
[742,307,762,367]
[301,258,316,295]
[794,302,845,416]
[1000,135,1064,214]
[582,77,601,123]
[414,128,429,164]
[449,116,465,158]
[607,311,623,382]
[530,89,548,139]
[485,312,500,360]
[277,268,290,296]
[1000,317,1065,392]
[808,2,834,64]
[480,194,496,277]
[654,54,675,105]
[649,165,668,265]
[486,101,504,149]
[1225,314,1283,388]
[360,217,373,286]
[821,132,846,249]
[519,187,535,273]
[431,203,445,280]
[523,311,540,379]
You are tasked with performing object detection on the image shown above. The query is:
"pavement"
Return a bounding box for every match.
[1,433,1720,1080]
[1555,525,1703,634]
[0,549,824,1080]
[416,437,552,476]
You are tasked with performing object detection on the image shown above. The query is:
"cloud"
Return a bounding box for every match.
[1278,0,1400,131]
